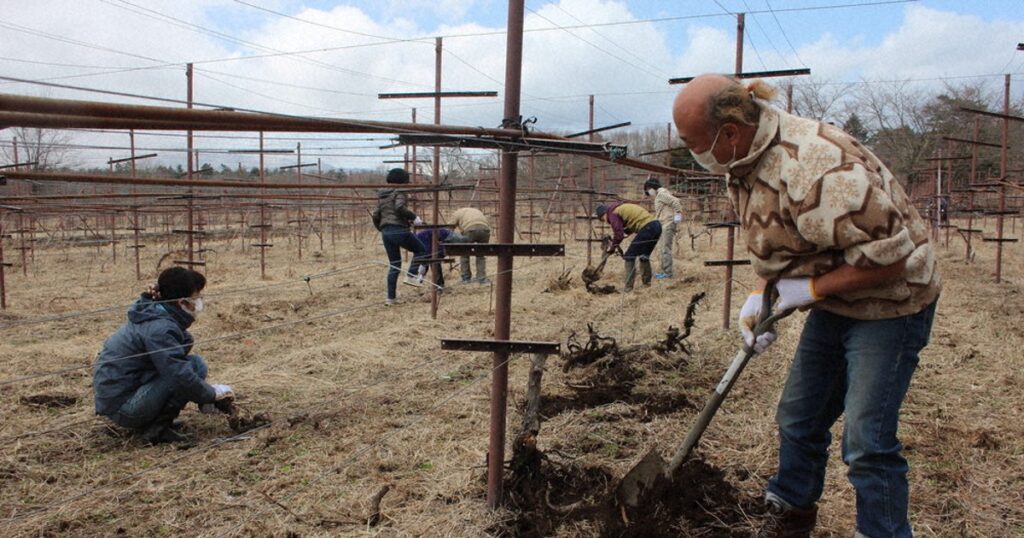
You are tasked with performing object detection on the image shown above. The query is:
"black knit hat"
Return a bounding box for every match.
[643,177,661,192]
[386,168,410,184]
[595,204,608,220]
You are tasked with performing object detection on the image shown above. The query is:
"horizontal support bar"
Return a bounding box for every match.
[704,259,752,267]
[958,229,983,233]
[127,245,147,249]
[378,91,498,99]
[441,338,560,355]
[941,136,1006,149]
[173,260,207,266]
[705,221,740,229]
[172,229,207,235]
[565,121,632,139]
[982,237,1018,242]
[251,243,273,247]
[959,106,1024,123]
[670,68,811,84]
[442,243,565,257]
[107,153,158,164]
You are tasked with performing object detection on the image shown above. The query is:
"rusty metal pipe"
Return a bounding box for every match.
[487,0,524,510]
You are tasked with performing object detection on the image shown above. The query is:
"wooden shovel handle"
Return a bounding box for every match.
[665,281,794,476]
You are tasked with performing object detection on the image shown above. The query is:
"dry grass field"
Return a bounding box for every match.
[1,218,1022,537]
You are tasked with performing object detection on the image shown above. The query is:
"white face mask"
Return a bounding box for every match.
[690,126,737,175]
[646,188,657,197]
[183,297,204,315]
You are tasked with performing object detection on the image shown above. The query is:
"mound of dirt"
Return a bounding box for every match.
[496,457,749,537]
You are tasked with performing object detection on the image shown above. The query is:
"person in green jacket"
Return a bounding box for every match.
[595,202,662,291]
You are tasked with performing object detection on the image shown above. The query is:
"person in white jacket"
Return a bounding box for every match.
[644,177,683,278]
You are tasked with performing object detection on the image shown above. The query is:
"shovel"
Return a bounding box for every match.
[614,281,795,509]
[581,245,622,284]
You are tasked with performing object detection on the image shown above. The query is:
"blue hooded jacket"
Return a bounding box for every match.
[415,228,454,257]
[92,294,216,416]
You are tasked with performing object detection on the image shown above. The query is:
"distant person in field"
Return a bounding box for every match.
[448,206,491,284]
[411,227,463,292]
[594,202,662,292]
[643,176,684,279]
[371,168,428,305]
[92,267,234,445]
[673,74,940,538]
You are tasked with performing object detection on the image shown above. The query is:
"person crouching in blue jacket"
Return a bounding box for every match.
[93,267,234,444]
[410,227,462,292]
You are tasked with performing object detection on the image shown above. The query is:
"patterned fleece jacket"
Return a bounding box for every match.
[725,102,940,320]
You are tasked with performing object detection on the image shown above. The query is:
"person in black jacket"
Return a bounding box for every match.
[93,267,234,444]
[371,168,428,305]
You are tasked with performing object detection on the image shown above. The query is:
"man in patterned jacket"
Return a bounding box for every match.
[673,74,940,538]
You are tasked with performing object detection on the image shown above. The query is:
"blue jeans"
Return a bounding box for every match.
[623,221,661,261]
[381,225,427,300]
[767,300,937,538]
[109,355,208,430]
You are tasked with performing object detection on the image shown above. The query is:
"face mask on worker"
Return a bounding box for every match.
[182,297,204,316]
[646,188,657,197]
[690,125,737,175]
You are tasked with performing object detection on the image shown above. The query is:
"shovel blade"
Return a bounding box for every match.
[614,449,668,508]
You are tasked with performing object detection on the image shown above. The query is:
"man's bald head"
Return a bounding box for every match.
[671,74,777,169]
[672,74,737,139]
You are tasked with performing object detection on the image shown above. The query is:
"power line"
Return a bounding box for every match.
[0,20,164,64]
[765,0,807,67]
[232,0,415,43]
[544,1,671,79]
[712,0,768,71]
[741,0,788,64]
[523,4,667,83]
[100,0,431,89]
[0,55,148,70]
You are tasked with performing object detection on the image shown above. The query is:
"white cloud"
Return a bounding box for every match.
[0,1,1021,171]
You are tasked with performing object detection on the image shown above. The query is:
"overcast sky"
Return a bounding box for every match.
[1,0,1022,171]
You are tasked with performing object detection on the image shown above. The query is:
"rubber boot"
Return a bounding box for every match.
[139,404,191,445]
[623,259,637,292]
[639,257,653,287]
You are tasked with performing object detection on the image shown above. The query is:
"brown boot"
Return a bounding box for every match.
[756,501,817,538]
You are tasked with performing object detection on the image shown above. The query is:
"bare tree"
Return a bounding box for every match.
[0,127,73,170]
[792,78,856,123]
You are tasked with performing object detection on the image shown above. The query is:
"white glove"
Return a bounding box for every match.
[413,216,424,226]
[673,213,683,224]
[775,277,822,312]
[738,292,776,354]
[200,403,221,414]
[211,384,234,401]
